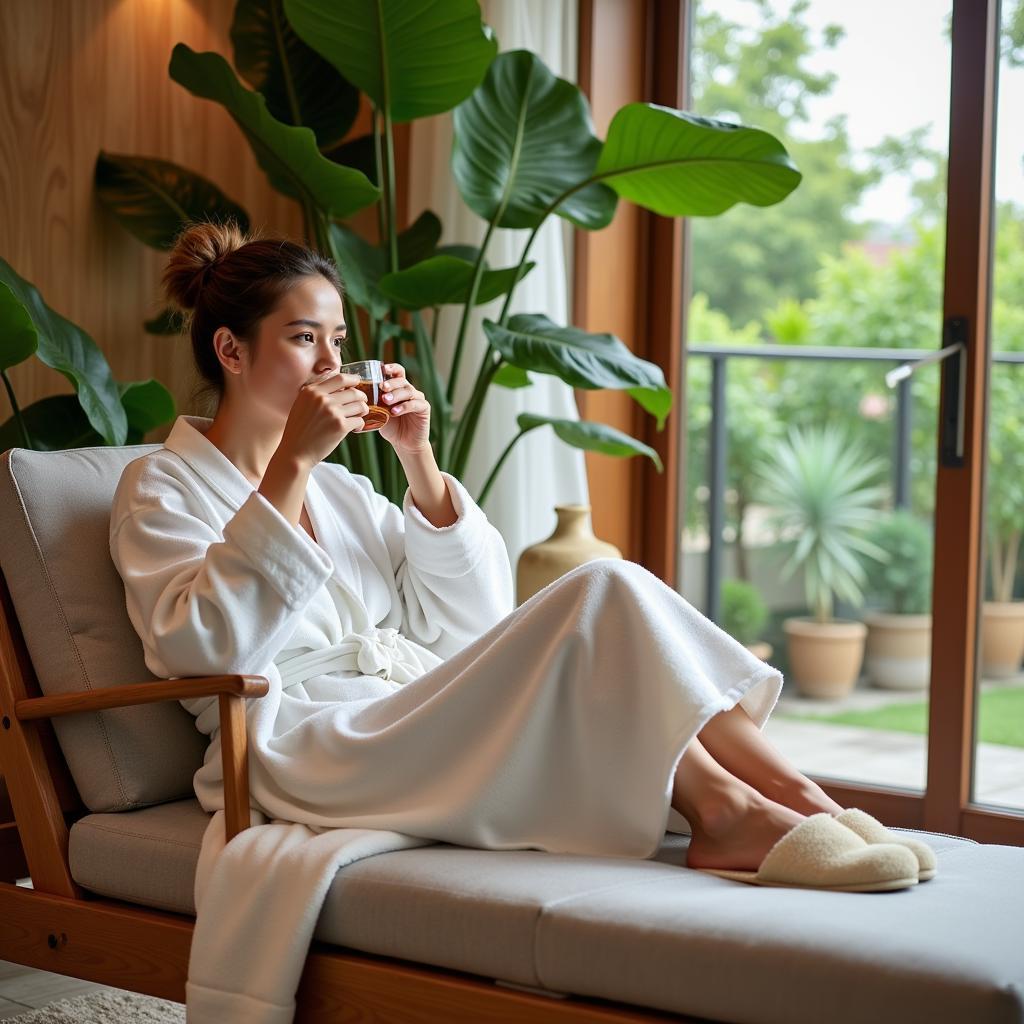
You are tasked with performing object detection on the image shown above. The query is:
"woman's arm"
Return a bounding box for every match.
[396,446,458,529]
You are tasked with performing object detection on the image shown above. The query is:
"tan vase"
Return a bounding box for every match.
[516,504,622,605]
[980,600,1024,679]
[863,611,932,691]
[783,616,867,699]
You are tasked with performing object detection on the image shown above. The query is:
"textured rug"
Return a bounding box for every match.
[7,990,184,1021]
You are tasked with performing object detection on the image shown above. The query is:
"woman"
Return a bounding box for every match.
[109,220,934,892]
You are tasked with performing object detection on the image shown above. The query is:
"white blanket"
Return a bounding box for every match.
[110,414,783,1023]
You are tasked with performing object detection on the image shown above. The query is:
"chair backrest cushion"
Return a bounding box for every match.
[0,443,208,812]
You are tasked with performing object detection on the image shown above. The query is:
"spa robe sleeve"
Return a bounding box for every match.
[109,466,335,718]
[347,468,515,661]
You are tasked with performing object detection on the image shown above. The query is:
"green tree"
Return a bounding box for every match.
[688,0,948,328]
[689,0,870,326]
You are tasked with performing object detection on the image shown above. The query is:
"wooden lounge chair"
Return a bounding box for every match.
[1,440,1022,1024]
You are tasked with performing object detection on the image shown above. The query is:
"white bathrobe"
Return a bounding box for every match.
[109,413,784,1023]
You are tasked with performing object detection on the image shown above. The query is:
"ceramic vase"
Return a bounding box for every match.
[516,504,622,605]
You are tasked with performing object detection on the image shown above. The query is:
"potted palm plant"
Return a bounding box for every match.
[721,578,772,662]
[862,509,934,690]
[754,424,888,699]
[980,372,1024,678]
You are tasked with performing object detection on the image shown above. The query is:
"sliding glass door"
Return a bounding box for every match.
[677,0,1018,841]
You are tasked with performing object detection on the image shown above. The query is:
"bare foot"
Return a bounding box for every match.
[771,777,845,818]
[685,793,808,873]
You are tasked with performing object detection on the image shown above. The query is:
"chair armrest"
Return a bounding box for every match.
[13,675,268,843]
[13,675,268,721]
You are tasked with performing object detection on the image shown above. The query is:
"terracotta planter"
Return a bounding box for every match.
[516,505,622,605]
[863,611,932,691]
[782,616,867,699]
[980,600,1024,679]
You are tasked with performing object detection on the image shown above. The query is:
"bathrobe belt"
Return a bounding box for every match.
[275,627,424,688]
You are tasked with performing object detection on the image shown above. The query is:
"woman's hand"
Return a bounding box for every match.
[376,363,432,455]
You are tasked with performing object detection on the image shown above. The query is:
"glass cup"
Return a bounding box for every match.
[338,359,390,432]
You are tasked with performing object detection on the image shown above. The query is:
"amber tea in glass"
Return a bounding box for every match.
[339,359,390,432]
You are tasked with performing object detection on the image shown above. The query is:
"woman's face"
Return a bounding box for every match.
[243,274,349,419]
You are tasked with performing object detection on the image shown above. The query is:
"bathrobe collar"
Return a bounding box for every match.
[161,414,356,596]
[163,413,327,507]
[162,415,257,512]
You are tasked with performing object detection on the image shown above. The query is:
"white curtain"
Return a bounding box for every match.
[407,0,590,574]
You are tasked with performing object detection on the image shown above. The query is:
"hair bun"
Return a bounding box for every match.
[161,219,252,313]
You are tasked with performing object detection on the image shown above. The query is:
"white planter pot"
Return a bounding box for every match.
[863,611,932,691]
[980,600,1024,679]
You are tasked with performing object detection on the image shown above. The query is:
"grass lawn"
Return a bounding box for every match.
[779,685,1024,748]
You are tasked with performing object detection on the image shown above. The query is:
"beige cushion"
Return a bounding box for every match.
[0,445,207,811]
[67,800,1024,1023]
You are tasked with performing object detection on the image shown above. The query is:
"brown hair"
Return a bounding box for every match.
[161,220,345,413]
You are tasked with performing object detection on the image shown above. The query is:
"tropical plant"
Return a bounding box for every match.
[754,423,889,623]
[862,509,933,614]
[93,0,801,506]
[0,259,175,451]
[720,578,768,645]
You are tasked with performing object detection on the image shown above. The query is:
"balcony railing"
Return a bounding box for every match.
[688,342,1024,624]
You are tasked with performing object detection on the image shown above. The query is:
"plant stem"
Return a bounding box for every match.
[446,219,541,478]
[345,297,368,363]
[450,348,503,479]
[478,426,533,507]
[411,308,447,466]
[496,220,543,327]
[360,426,383,487]
[1,371,32,449]
[429,307,447,464]
[447,218,497,407]
[384,440,402,503]
[382,107,400,275]
[372,107,388,255]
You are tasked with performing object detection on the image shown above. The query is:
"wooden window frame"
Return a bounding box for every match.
[576,0,1022,845]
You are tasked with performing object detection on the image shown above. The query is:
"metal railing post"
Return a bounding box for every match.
[894,376,913,509]
[706,355,727,624]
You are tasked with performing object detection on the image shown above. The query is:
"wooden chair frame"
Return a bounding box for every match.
[0,566,710,1022]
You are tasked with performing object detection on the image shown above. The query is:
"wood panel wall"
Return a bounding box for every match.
[0,1,400,444]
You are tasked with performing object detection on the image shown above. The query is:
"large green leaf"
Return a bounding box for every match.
[95,151,251,251]
[0,283,36,370]
[452,50,616,230]
[169,44,379,218]
[396,210,442,267]
[378,254,535,309]
[283,0,497,123]
[0,381,175,453]
[328,212,442,318]
[518,414,663,471]
[0,262,127,445]
[118,379,177,442]
[329,224,389,319]
[595,104,801,217]
[483,314,672,428]
[493,364,532,389]
[0,395,99,452]
[230,0,359,150]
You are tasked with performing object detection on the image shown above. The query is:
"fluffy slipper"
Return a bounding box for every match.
[833,807,937,881]
[691,812,920,892]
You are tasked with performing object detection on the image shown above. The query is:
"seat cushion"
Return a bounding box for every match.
[68,800,1024,1023]
[0,446,208,812]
